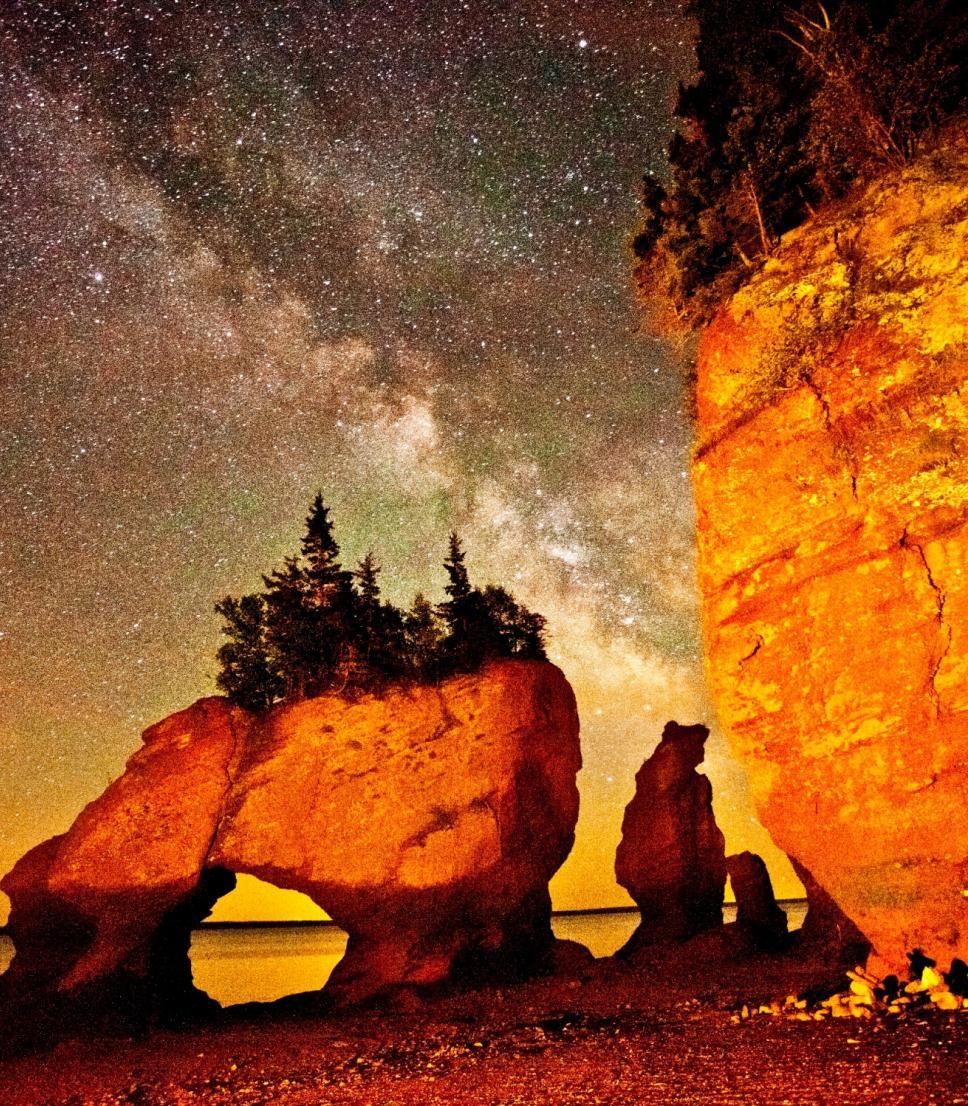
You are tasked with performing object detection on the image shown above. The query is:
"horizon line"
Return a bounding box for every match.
[4,898,800,932]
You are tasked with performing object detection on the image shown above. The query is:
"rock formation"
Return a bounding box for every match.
[692,134,968,971]
[726,852,788,951]
[614,721,726,954]
[0,660,580,1042]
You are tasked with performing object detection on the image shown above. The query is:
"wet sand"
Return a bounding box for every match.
[2,948,965,1106]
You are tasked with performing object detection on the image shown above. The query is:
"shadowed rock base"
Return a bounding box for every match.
[791,858,870,964]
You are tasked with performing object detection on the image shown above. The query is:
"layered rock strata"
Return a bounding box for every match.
[692,135,968,970]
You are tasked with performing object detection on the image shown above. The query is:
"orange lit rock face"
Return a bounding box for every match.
[693,137,968,972]
[0,661,580,1031]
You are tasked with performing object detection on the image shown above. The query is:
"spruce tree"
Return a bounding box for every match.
[214,593,281,711]
[437,532,482,673]
[479,585,548,661]
[302,492,352,607]
[352,552,405,684]
[212,504,554,706]
[442,532,471,603]
[404,593,443,680]
[299,492,359,692]
[261,557,317,700]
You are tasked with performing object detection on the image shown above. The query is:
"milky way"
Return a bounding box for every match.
[0,1,797,915]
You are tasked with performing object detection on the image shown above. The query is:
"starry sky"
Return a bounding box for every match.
[0,0,799,923]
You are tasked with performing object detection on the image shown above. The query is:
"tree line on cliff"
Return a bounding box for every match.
[213,494,548,710]
[635,0,968,325]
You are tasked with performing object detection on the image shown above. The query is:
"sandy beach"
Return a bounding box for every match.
[3,945,966,1106]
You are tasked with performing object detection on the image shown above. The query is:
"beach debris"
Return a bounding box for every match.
[731,952,968,1026]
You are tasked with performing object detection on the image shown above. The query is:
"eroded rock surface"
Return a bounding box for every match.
[615,721,726,954]
[692,134,968,971]
[0,661,580,1040]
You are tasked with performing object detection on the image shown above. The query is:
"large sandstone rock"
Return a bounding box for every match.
[692,135,968,972]
[614,721,726,954]
[0,661,580,1040]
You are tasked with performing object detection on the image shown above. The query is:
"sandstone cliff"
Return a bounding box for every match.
[692,132,968,971]
[0,660,580,1040]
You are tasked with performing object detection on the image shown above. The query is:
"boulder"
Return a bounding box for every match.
[726,852,788,951]
[614,721,726,954]
[691,135,968,971]
[0,660,580,1042]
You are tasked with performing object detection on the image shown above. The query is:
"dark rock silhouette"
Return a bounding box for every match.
[727,851,788,951]
[0,661,581,1050]
[614,721,726,955]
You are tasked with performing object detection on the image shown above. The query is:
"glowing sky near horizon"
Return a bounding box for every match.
[0,0,800,924]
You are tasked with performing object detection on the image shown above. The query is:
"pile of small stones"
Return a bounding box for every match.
[733,954,968,1024]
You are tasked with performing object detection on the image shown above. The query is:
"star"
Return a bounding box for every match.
[0,1,798,916]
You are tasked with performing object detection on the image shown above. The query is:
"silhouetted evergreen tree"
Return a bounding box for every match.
[479,585,547,661]
[442,532,471,602]
[213,593,281,711]
[302,492,351,606]
[437,532,482,672]
[353,552,407,683]
[214,499,552,709]
[261,556,317,700]
[404,593,444,680]
[437,534,548,675]
[299,493,360,692]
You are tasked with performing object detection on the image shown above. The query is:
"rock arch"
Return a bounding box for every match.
[0,661,581,1051]
[188,873,347,1007]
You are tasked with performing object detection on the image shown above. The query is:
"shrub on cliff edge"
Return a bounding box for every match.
[635,0,968,326]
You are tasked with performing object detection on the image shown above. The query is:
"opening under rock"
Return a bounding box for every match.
[189,873,348,1007]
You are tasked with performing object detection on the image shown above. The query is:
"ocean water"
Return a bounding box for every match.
[0,902,808,1008]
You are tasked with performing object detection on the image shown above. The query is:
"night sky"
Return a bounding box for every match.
[0,0,797,921]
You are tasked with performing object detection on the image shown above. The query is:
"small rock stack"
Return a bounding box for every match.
[727,851,788,951]
[614,722,726,955]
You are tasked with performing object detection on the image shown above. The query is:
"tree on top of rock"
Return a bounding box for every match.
[213,593,281,712]
[214,498,550,710]
[437,533,548,676]
[261,556,319,701]
[437,532,478,671]
[352,552,407,681]
[302,492,350,605]
[478,585,547,662]
[403,593,444,680]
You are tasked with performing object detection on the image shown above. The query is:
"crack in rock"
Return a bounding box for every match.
[899,529,951,715]
[800,370,860,501]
